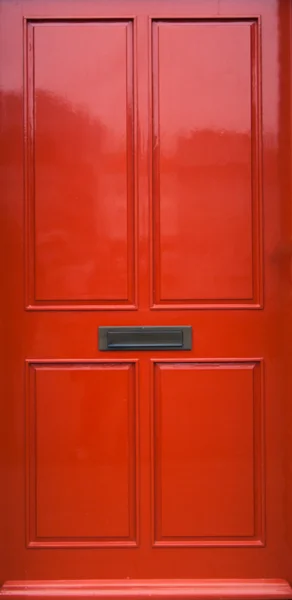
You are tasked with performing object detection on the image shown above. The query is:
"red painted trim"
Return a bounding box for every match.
[1,580,292,600]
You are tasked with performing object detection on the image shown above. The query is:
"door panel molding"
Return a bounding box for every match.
[25,360,139,548]
[150,17,263,310]
[24,18,137,311]
[151,360,265,547]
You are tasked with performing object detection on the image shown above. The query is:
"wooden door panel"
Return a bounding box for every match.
[1,0,292,596]
[152,19,261,308]
[26,20,135,308]
[26,361,137,547]
[153,361,263,545]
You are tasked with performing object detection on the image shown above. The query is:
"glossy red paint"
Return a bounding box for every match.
[1,580,292,600]
[0,0,292,597]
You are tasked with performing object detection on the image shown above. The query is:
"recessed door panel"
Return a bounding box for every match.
[26,361,137,546]
[153,361,264,546]
[27,20,135,307]
[152,20,261,307]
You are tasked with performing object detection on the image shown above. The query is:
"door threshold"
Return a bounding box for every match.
[0,579,291,600]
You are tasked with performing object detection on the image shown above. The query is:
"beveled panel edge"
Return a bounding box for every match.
[25,303,138,311]
[151,359,265,547]
[150,17,263,310]
[25,359,139,548]
[23,18,137,311]
[1,579,291,600]
[150,302,263,311]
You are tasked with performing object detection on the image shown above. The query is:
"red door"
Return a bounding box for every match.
[1,0,292,598]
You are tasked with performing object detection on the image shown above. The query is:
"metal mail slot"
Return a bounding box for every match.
[98,326,192,351]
